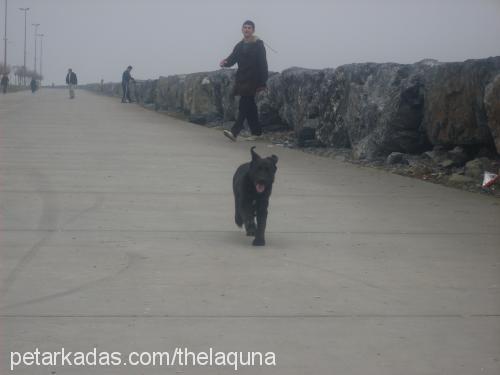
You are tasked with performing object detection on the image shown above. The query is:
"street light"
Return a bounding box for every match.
[37,33,43,84]
[19,7,29,86]
[32,23,39,73]
[3,0,7,73]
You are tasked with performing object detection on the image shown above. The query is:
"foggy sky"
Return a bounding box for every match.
[2,0,500,84]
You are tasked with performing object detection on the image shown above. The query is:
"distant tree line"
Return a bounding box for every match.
[0,64,43,85]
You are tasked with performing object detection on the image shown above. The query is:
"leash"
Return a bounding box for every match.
[263,41,278,54]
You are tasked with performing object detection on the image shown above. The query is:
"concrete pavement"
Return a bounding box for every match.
[1,89,499,374]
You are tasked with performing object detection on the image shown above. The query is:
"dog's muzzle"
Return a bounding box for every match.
[255,183,266,193]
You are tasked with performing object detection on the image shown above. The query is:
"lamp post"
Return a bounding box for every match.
[19,7,29,85]
[32,23,39,73]
[3,0,7,73]
[37,33,43,84]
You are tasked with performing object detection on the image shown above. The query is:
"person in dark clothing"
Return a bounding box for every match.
[220,20,268,141]
[1,74,9,94]
[121,66,135,103]
[65,68,78,99]
[30,78,37,93]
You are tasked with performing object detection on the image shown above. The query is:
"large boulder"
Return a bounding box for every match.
[156,70,236,124]
[183,72,223,124]
[484,73,500,154]
[91,82,121,97]
[422,57,500,149]
[255,72,283,127]
[316,69,350,148]
[130,80,157,108]
[317,61,432,158]
[270,67,324,133]
[156,75,186,113]
[464,157,495,179]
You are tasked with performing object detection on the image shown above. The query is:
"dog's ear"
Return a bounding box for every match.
[269,154,278,165]
[251,146,261,161]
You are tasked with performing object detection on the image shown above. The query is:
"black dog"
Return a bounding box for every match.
[233,147,278,246]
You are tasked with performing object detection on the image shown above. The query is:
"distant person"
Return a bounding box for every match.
[100,78,104,92]
[30,78,37,93]
[1,74,8,94]
[121,66,135,103]
[65,68,78,99]
[220,20,268,141]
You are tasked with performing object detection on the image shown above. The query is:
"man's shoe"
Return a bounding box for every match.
[243,134,263,141]
[223,130,237,142]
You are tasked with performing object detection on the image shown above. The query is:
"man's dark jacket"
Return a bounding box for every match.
[122,70,132,84]
[66,72,77,85]
[1,76,8,86]
[223,37,268,96]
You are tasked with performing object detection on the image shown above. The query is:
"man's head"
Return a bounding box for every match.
[127,66,133,71]
[68,68,72,73]
[242,20,255,39]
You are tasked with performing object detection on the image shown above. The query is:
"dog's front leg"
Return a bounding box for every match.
[241,199,256,236]
[253,200,268,246]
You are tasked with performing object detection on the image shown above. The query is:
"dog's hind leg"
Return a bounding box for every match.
[234,194,243,227]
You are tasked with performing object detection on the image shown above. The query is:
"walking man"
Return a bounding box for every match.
[220,20,268,141]
[66,68,78,99]
[30,78,37,93]
[1,74,9,94]
[121,66,135,103]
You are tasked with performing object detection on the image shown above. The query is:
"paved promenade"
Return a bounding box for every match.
[1,89,499,374]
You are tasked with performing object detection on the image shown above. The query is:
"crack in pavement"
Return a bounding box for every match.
[1,252,141,311]
[2,174,105,297]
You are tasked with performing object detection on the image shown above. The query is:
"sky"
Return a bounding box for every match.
[2,0,500,84]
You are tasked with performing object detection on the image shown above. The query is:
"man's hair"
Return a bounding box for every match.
[127,65,133,69]
[243,20,255,30]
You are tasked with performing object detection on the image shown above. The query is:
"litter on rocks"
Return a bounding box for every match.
[482,172,499,188]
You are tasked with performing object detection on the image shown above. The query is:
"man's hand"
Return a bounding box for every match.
[219,59,227,68]
[256,86,267,93]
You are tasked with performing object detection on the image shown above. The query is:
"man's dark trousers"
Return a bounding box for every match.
[122,82,132,102]
[231,96,262,136]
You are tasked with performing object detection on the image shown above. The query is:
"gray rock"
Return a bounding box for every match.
[256,72,283,127]
[302,139,324,148]
[464,157,494,179]
[484,74,500,154]
[156,74,187,113]
[276,68,324,134]
[422,150,437,160]
[317,62,432,159]
[447,146,468,165]
[386,152,408,165]
[422,57,500,149]
[129,80,158,107]
[297,127,316,147]
[448,173,474,184]
[439,159,456,168]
